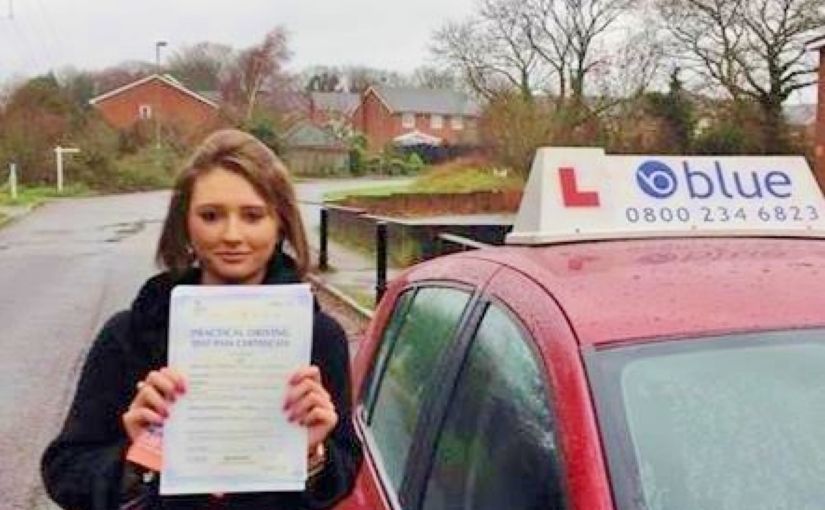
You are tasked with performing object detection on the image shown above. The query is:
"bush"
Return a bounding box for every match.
[109,145,181,191]
[693,123,750,155]
[349,145,367,176]
[407,152,425,173]
[242,111,285,156]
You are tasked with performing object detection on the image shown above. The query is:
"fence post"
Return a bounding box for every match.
[9,163,18,200]
[376,221,387,305]
[319,207,329,271]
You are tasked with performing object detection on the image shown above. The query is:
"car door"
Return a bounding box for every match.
[404,288,571,510]
[477,266,614,510]
[336,282,480,510]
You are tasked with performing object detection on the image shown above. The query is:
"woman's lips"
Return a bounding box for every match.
[215,252,250,263]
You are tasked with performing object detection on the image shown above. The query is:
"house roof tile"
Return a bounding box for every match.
[310,92,361,115]
[88,74,218,109]
[283,121,347,150]
[371,86,481,116]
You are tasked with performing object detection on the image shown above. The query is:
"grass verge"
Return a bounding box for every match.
[0,183,93,207]
[324,159,524,201]
[337,284,376,310]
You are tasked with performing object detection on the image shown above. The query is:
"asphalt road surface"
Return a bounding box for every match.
[0,178,395,509]
[0,192,169,509]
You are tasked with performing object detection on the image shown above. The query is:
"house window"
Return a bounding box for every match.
[431,114,444,130]
[402,112,416,129]
[451,116,464,130]
[138,104,152,120]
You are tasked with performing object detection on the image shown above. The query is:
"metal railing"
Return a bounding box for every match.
[435,232,492,254]
[319,207,494,306]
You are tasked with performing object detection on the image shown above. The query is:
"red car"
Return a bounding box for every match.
[336,150,825,510]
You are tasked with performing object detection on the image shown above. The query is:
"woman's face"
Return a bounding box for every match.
[187,167,280,285]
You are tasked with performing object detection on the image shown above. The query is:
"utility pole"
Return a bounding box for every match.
[54,146,80,193]
[155,40,167,150]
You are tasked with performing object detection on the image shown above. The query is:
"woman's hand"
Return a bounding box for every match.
[283,365,338,456]
[122,367,187,442]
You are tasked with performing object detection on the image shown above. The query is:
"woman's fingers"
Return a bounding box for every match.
[123,367,187,444]
[145,369,181,401]
[122,407,165,442]
[161,367,188,393]
[283,377,327,410]
[289,365,321,385]
[124,406,165,426]
[286,392,331,423]
[132,384,170,417]
[303,406,338,429]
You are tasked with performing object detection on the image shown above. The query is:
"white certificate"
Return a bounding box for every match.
[161,284,313,495]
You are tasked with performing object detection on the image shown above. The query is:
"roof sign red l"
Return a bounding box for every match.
[559,167,600,207]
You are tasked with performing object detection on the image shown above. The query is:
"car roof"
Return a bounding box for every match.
[458,237,825,346]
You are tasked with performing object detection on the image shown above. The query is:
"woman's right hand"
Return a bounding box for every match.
[122,367,187,442]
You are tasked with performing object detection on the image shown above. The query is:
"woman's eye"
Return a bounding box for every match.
[199,211,219,222]
[243,210,265,222]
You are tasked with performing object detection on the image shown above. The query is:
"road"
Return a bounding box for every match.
[0,177,398,509]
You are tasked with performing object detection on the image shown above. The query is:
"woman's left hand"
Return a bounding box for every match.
[283,365,338,455]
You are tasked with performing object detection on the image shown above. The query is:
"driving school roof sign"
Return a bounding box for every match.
[506,147,825,245]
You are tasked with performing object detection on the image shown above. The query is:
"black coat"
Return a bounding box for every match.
[41,255,363,509]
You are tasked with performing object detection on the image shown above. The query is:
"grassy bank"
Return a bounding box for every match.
[324,159,524,201]
[0,183,92,207]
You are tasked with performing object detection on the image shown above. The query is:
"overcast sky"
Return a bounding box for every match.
[0,0,816,103]
[0,0,475,80]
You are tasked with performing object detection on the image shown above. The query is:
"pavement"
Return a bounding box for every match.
[307,233,402,311]
[0,203,36,228]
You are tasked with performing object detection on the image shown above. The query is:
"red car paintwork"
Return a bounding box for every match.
[338,237,825,510]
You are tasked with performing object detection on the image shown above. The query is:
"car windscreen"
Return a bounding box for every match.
[585,329,825,510]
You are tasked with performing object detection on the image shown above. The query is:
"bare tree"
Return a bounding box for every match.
[167,42,233,92]
[92,60,155,94]
[411,66,459,89]
[526,0,632,101]
[342,66,410,93]
[221,27,291,121]
[433,0,543,101]
[657,0,825,152]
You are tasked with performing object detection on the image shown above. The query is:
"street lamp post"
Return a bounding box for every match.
[154,40,167,150]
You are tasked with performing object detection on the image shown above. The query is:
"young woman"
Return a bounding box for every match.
[41,129,362,509]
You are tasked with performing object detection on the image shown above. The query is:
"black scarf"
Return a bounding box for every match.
[128,249,303,366]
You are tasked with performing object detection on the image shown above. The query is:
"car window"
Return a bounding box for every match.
[588,329,825,510]
[367,286,471,494]
[421,303,567,510]
[362,289,415,417]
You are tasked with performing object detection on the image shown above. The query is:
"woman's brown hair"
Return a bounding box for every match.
[156,129,310,279]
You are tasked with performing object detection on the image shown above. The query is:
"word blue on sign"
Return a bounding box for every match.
[636,160,793,200]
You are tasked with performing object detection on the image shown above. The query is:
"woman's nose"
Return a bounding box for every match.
[221,215,243,243]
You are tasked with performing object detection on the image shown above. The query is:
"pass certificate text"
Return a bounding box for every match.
[161,284,313,495]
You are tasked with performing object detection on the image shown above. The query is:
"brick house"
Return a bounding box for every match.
[308,91,361,126]
[89,74,219,135]
[808,34,825,191]
[352,86,481,151]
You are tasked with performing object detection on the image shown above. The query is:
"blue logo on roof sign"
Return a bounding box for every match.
[635,160,794,200]
[637,161,677,198]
